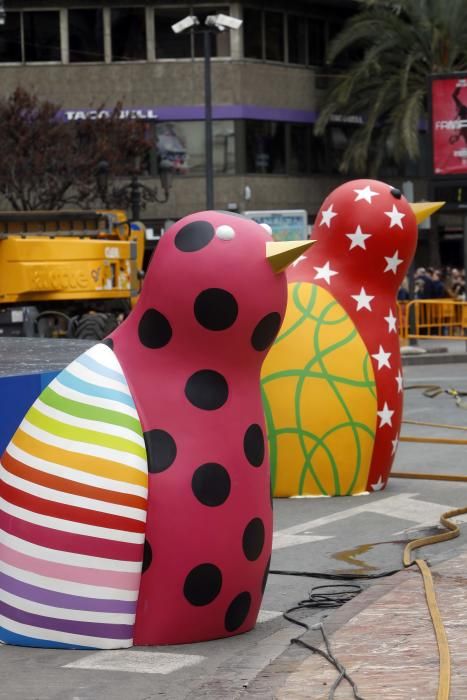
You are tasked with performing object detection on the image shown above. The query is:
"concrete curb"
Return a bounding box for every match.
[402,352,467,366]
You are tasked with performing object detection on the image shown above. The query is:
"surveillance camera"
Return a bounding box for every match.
[205,13,243,31]
[171,15,199,34]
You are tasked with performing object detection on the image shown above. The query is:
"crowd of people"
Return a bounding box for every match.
[398,267,466,301]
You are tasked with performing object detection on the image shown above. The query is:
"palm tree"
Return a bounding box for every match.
[314,0,467,176]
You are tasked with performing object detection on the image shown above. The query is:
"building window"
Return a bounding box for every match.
[243,7,262,59]
[24,11,60,62]
[0,11,21,62]
[155,6,230,59]
[193,7,230,58]
[156,120,236,175]
[111,8,146,61]
[308,18,326,66]
[287,15,307,65]
[264,11,284,62]
[69,9,104,62]
[245,121,286,174]
[243,8,344,66]
[155,7,191,58]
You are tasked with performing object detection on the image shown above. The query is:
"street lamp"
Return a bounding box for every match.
[171,13,242,209]
[96,157,174,221]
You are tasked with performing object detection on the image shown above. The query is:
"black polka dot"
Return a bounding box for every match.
[225,592,251,632]
[244,424,264,467]
[138,308,172,349]
[101,337,114,350]
[262,556,271,594]
[390,187,402,199]
[183,563,222,606]
[251,312,282,351]
[192,463,231,507]
[242,518,265,561]
[142,539,152,573]
[144,429,177,473]
[185,370,229,410]
[175,220,215,252]
[194,288,238,331]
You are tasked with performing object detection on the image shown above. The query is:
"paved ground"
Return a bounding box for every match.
[244,550,467,699]
[0,338,466,699]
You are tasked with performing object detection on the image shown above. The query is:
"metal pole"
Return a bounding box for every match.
[407,261,418,346]
[204,29,214,209]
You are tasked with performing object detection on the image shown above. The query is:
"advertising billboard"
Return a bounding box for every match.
[431,74,467,176]
[243,210,308,241]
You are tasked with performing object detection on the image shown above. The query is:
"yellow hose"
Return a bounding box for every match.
[402,419,467,431]
[396,396,467,696]
[401,499,467,700]
[400,436,467,445]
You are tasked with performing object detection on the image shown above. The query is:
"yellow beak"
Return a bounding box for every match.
[410,201,445,225]
[266,240,315,274]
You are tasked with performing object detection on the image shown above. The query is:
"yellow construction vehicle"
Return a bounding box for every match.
[0,209,145,339]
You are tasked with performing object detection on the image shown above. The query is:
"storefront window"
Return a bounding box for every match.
[245,121,285,174]
[156,120,235,175]
[69,9,104,62]
[289,124,309,174]
[0,11,21,62]
[287,15,307,65]
[24,11,60,62]
[111,8,146,61]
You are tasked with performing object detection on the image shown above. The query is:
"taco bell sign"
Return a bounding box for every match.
[62,108,159,121]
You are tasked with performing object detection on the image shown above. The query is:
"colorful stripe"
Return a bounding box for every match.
[0,543,140,591]
[1,451,146,512]
[0,572,135,613]
[0,343,147,648]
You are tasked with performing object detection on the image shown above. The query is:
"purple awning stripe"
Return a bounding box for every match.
[0,511,142,561]
[0,600,133,639]
[59,105,319,124]
[0,572,136,613]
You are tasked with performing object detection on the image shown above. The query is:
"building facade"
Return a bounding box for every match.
[0,0,449,262]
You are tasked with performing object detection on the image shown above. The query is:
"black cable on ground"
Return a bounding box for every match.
[270,566,411,579]
[283,585,365,700]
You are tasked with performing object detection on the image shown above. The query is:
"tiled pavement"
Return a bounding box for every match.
[242,551,467,699]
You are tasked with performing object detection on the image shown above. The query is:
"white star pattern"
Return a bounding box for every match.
[384,205,405,229]
[353,185,380,204]
[346,224,372,251]
[371,345,391,370]
[320,204,338,228]
[384,250,404,274]
[377,402,394,428]
[395,370,403,393]
[313,261,338,285]
[351,287,374,311]
[391,437,399,455]
[384,308,397,333]
[292,255,307,268]
[371,476,385,491]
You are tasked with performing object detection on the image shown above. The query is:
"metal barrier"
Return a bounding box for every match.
[398,299,467,340]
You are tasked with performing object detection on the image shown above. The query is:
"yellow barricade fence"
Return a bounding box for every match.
[397,299,467,340]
